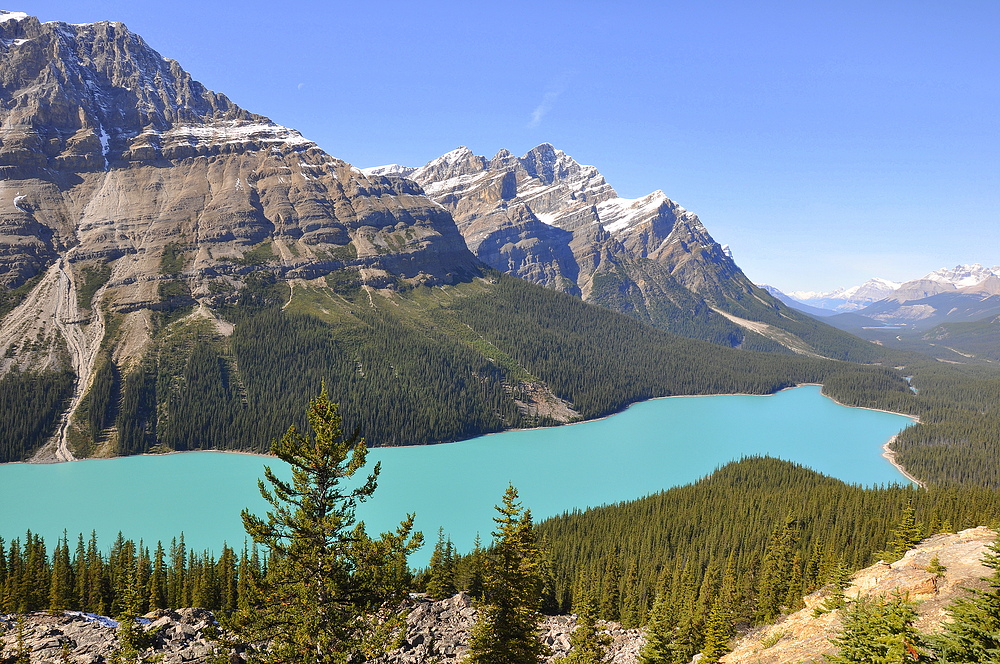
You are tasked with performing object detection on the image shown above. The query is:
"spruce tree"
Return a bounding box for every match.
[813,559,852,616]
[700,556,738,663]
[638,591,676,664]
[49,533,74,612]
[235,387,422,664]
[427,528,457,600]
[754,516,799,623]
[465,485,548,664]
[563,582,610,664]
[147,543,167,610]
[876,503,923,563]
[458,533,486,600]
[926,556,947,578]
[928,537,1000,661]
[827,592,926,663]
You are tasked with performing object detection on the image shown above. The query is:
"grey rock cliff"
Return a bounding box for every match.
[0,11,482,459]
[0,11,478,358]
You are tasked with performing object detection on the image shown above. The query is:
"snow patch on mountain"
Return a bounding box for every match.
[921,264,1000,288]
[0,11,29,23]
[360,164,416,178]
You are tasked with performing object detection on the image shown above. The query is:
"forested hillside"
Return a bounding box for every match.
[531,457,1000,661]
[33,273,913,464]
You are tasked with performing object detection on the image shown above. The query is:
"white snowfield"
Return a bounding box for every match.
[0,10,29,23]
[163,121,314,148]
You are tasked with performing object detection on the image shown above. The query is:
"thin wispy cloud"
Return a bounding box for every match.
[528,87,564,128]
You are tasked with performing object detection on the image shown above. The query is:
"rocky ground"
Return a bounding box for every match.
[0,608,223,664]
[721,526,997,663]
[380,592,642,664]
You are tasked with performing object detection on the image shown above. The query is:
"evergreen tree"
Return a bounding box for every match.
[108,561,157,664]
[700,556,738,663]
[49,532,74,612]
[928,537,1000,661]
[459,534,486,600]
[827,592,926,663]
[927,556,947,578]
[235,387,422,664]
[619,561,643,629]
[147,543,167,610]
[638,591,677,664]
[813,559,852,616]
[465,485,548,664]
[562,582,610,664]
[426,528,457,600]
[876,503,923,564]
[754,516,799,623]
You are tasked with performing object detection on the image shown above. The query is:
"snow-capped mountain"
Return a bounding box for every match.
[922,264,1000,288]
[787,278,902,313]
[368,145,875,358]
[784,265,1000,314]
[387,145,750,301]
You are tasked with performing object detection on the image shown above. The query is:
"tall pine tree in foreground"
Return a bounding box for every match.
[638,590,677,664]
[465,485,548,664]
[235,387,423,664]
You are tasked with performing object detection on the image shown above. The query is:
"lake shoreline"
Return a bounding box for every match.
[881,435,926,488]
[12,384,921,486]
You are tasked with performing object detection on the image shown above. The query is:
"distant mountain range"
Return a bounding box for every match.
[765,265,1000,362]
[769,264,1000,315]
[783,278,903,313]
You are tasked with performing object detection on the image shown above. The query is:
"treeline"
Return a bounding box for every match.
[3,457,1000,660]
[448,276,846,419]
[586,259,786,352]
[0,531,256,617]
[0,369,74,461]
[113,289,530,456]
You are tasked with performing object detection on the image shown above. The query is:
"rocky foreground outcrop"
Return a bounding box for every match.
[380,592,642,664]
[0,607,223,664]
[0,596,641,664]
[722,526,997,664]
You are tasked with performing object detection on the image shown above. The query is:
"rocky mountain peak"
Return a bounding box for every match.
[395,143,805,351]
[1,13,260,147]
[411,146,486,191]
[963,274,1000,296]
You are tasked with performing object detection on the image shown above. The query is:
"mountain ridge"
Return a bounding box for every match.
[372,145,880,361]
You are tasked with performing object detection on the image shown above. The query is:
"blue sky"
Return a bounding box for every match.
[22,1,1000,292]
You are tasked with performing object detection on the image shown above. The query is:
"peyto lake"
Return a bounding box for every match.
[0,386,914,565]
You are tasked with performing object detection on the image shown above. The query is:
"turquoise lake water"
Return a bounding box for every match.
[0,385,914,566]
